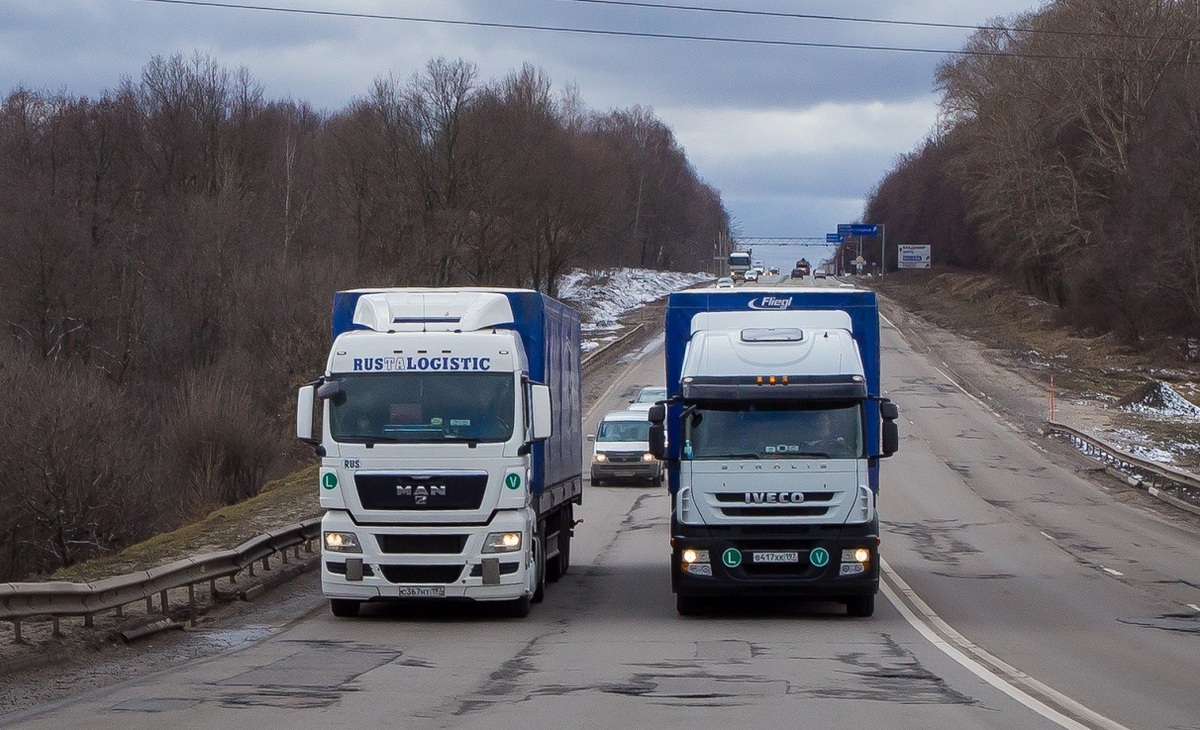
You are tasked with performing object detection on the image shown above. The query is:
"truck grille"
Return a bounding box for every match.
[713,491,836,519]
[355,472,489,510]
[377,534,469,554]
[379,565,465,584]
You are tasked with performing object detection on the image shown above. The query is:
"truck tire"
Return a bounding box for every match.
[675,594,705,616]
[845,595,875,617]
[546,506,572,582]
[532,527,547,603]
[500,594,531,618]
[329,599,360,618]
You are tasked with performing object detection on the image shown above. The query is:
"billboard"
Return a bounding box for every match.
[897,245,931,269]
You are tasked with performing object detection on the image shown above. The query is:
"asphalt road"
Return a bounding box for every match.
[3,291,1199,729]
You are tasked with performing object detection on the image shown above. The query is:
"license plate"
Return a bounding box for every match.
[753,551,799,563]
[397,586,445,598]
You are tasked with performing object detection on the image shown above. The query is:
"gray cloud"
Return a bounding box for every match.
[1,0,1041,239]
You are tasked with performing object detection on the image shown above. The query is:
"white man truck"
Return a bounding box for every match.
[648,286,899,616]
[297,288,583,617]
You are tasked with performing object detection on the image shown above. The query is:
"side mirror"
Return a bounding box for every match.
[879,399,899,457]
[316,380,342,399]
[649,423,665,459]
[531,384,553,440]
[647,404,665,425]
[296,384,322,451]
[586,434,595,442]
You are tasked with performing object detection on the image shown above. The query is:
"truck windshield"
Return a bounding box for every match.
[683,403,862,459]
[328,372,515,444]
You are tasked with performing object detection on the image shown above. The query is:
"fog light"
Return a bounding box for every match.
[683,548,698,563]
[593,453,608,463]
[324,531,362,553]
[642,452,656,462]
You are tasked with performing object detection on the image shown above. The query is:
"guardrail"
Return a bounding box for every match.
[0,320,656,646]
[0,520,319,644]
[1044,421,1200,517]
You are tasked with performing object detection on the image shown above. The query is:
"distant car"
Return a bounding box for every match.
[744,269,759,282]
[716,277,734,288]
[814,269,827,279]
[628,386,667,411]
[790,268,806,279]
[588,410,662,486]
[768,266,780,275]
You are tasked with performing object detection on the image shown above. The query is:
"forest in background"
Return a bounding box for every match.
[0,53,729,581]
[865,0,1200,353]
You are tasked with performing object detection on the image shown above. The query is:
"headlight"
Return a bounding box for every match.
[842,547,871,564]
[681,549,710,564]
[324,531,362,553]
[592,453,608,463]
[642,452,656,462]
[483,531,523,553]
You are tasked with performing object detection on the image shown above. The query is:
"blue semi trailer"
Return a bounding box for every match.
[297,288,583,618]
[648,286,899,616]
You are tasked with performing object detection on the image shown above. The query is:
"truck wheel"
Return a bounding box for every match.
[532,527,547,604]
[675,594,705,616]
[500,594,531,618]
[546,506,572,582]
[330,599,360,618]
[846,595,875,618]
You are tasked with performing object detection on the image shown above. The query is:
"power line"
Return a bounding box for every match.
[131,0,1192,63]
[550,0,1200,44]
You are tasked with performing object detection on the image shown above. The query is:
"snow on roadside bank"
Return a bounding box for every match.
[557,268,712,350]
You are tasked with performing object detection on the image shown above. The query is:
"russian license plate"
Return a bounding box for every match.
[753,551,799,563]
[397,586,445,598]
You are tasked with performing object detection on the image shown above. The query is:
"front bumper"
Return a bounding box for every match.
[320,508,533,603]
[591,461,662,482]
[671,522,879,599]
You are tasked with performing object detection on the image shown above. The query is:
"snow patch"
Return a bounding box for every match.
[1117,381,1200,421]
[557,268,711,348]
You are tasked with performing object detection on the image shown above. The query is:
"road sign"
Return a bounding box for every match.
[848,224,878,237]
[836,224,851,236]
[826,233,843,243]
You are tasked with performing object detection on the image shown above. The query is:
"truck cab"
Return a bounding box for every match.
[652,288,898,616]
[297,289,582,618]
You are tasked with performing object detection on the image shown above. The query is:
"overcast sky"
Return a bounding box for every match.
[1,0,1044,265]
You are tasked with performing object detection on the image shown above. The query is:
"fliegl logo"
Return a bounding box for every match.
[748,295,794,310]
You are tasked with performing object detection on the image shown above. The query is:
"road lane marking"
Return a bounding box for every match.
[882,559,1130,730]
[1040,531,1057,541]
[1188,603,1200,612]
[1102,567,1124,576]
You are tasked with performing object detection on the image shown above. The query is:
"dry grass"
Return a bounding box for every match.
[50,463,321,581]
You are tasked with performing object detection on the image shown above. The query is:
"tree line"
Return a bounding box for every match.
[865,0,1200,350]
[0,53,729,581]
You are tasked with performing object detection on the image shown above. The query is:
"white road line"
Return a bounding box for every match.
[1188,604,1200,612]
[1040,531,1057,541]
[882,559,1130,730]
[1102,567,1124,576]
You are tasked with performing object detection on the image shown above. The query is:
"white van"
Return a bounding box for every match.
[587,410,662,486]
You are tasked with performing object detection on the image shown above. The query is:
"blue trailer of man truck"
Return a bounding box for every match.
[296,288,583,618]
[648,286,899,616]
